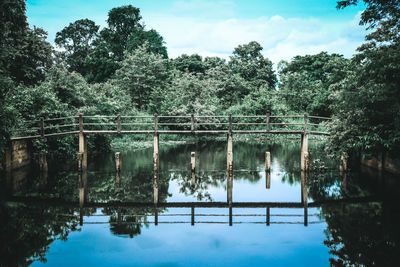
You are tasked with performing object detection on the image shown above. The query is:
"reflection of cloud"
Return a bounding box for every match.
[147,13,367,64]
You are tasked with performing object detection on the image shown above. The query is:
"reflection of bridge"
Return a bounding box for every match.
[6,196,377,227]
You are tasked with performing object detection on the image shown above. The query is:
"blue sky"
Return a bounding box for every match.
[26,0,367,64]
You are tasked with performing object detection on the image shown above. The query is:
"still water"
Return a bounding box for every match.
[1,141,399,266]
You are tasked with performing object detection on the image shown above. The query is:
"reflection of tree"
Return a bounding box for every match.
[170,171,226,201]
[108,209,145,238]
[308,171,400,266]
[0,202,80,266]
[87,169,169,238]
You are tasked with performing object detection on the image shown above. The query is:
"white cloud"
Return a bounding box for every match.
[145,12,367,65]
[171,0,236,18]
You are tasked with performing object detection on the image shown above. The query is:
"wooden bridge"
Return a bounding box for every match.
[8,114,332,204]
[11,114,330,140]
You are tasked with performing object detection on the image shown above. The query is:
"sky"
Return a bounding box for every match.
[26,0,367,65]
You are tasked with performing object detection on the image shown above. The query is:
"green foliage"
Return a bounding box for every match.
[100,5,143,61]
[85,38,118,83]
[55,19,99,76]
[161,71,220,116]
[279,52,350,117]
[326,0,400,156]
[127,28,168,58]
[173,54,206,74]
[0,0,52,86]
[229,41,276,90]
[113,43,170,112]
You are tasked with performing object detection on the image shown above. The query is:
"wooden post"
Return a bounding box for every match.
[154,114,158,133]
[227,135,233,171]
[191,152,196,187]
[117,114,121,133]
[301,171,308,226]
[191,207,195,226]
[115,152,122,173]
[304,113,308,132]
[39,152,48,173]
[116,171,121,186]
[117,208,121,225]
[304,204,308,227]
[340,152,348,173]
[191,152,195,172]
[40,117,44,137]
[266,113,270,132]
[153,114,159,204]
[79,114,87,172]
[229,206,233,226]
[79,208,83,226]
[301,171,308,204]
[304,151,310,171]
[301,133,309,171]
[115,152,122,185]
[153,133,159,204]
[154,208,158,226]
[77,152,83,172]
[266,207,270,226]
[78,171,87,208]
[266,172,271,189]
[227,133,233,204]
[265,152,271,171]
[227,174,233,204]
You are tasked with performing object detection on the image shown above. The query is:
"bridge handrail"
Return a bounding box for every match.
[10,114,331,140]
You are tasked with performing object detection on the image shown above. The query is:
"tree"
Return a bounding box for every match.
[85,5,145,82]
[229,41,276,90]
[113,43,170,112]
[161,71,220,116]
[127,28,168,58]
[100,5,143,61]
[55,19,99,76]
[326,1,400,156]
[278,52,350,117]
[0,0,52,86]
[0,0,52,159]
[173,54,206,74]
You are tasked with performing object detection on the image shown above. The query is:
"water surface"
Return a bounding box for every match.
[1,141,399,266]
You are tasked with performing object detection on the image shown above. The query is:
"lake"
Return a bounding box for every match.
[1,140,399,266]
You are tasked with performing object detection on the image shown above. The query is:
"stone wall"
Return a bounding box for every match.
[2,140,31,170]
[361,152,400,175]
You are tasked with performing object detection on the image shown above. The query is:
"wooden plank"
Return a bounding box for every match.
[308,115,332,120]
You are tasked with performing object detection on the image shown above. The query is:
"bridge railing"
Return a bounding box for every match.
[10,114,331,140]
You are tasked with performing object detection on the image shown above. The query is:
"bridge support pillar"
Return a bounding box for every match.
[301,133,309,171]
[227,134,233,204]
[265,151,271,171]
[79,133,87,172]
[153,134,159,204]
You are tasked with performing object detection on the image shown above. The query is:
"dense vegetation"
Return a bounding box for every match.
[0,0,399,161]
